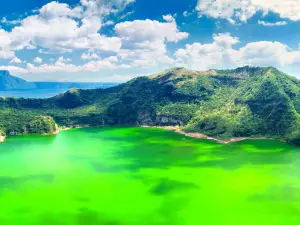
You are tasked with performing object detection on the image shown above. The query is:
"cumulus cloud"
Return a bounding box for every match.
[115,15,188,44]
[82,56,119,71]
[57,56,72,62]
[0,29,15,59]
[0,0,135,56]
[1,1,190,76]
[0,66,28,74]
[196,0,300,23]
[0,29,11,46]
[1,6,190,77]
[9,57,23,64]
[0,50,14,59]
[115,15,188,68]
[237,41,300,66]
[81,52,100,60]
[4,30,300,80]
[3,0,300,81]
[33,57,43,64]
[3,32,300,80]
[39,1,82,19]
[8,9,121,53]
[175,33,300,70]
[175,33,240,69]
[162,14,175,22]
[26,61,80,73]
[1,55,125,75]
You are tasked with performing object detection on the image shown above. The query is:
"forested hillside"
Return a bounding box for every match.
[1,66,300,145]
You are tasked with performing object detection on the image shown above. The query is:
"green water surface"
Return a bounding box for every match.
[1,127,300,225]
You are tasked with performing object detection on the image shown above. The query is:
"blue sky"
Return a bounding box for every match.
[0,0,300,81]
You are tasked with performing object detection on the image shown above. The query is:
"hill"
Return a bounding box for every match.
[1,66,300,145]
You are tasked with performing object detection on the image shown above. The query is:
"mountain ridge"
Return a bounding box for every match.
[1,66,300,145]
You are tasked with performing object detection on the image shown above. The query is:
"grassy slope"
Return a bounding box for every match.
[1,66,300,144]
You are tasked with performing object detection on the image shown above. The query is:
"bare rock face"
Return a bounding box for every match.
[156,116,184,126]
[0,136,5,143]
[137,112,154,125]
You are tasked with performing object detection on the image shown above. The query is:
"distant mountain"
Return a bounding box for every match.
[0,70,36,90]
[1,66,300,145]
[0,70,118,92]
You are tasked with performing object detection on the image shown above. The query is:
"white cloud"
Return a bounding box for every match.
[0,50,14,59]
[115,15,188,44]
[0,29,11,47]
[115,15,188,68]
[162,14,175,22]
[183,11,193,17]
[0,0,135,54]
[82,56,119,71]
[3,55,122,74]
[175,33,300,70]
[39,1,82,19]
[0,1,191,75]
[57,56,72,62]
[0,29,14,59]
[196,0,300,23]
[4,30,300,80]
[26,61,80,73]
[118,48,174,68]
[258,20,288,26]
[4,33,300,80]
[80,0,135,18]
[8,12,121,53]
[81,52,100,60]
[175,33,240,69]
[33,57,43,64]
[0,66,28,74]
[237,41,300,66]
[9,57,23,64]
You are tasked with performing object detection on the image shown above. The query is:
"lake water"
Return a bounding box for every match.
[0,127,300,225]
[0,83,119,98]
[0,89,71,98]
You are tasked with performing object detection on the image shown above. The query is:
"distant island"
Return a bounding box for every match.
[1,66,300,145]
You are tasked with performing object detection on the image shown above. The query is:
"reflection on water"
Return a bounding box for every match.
[0,127,300,225]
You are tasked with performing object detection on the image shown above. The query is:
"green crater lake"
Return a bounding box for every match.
[1,127,300,225]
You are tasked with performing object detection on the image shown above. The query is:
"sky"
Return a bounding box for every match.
[0,0,300,82]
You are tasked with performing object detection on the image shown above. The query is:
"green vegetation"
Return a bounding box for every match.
[1,66,300,145]
[27,116,57,134]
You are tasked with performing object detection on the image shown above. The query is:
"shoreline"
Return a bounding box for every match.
[0,125,281,144]
[142,125,279,144]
